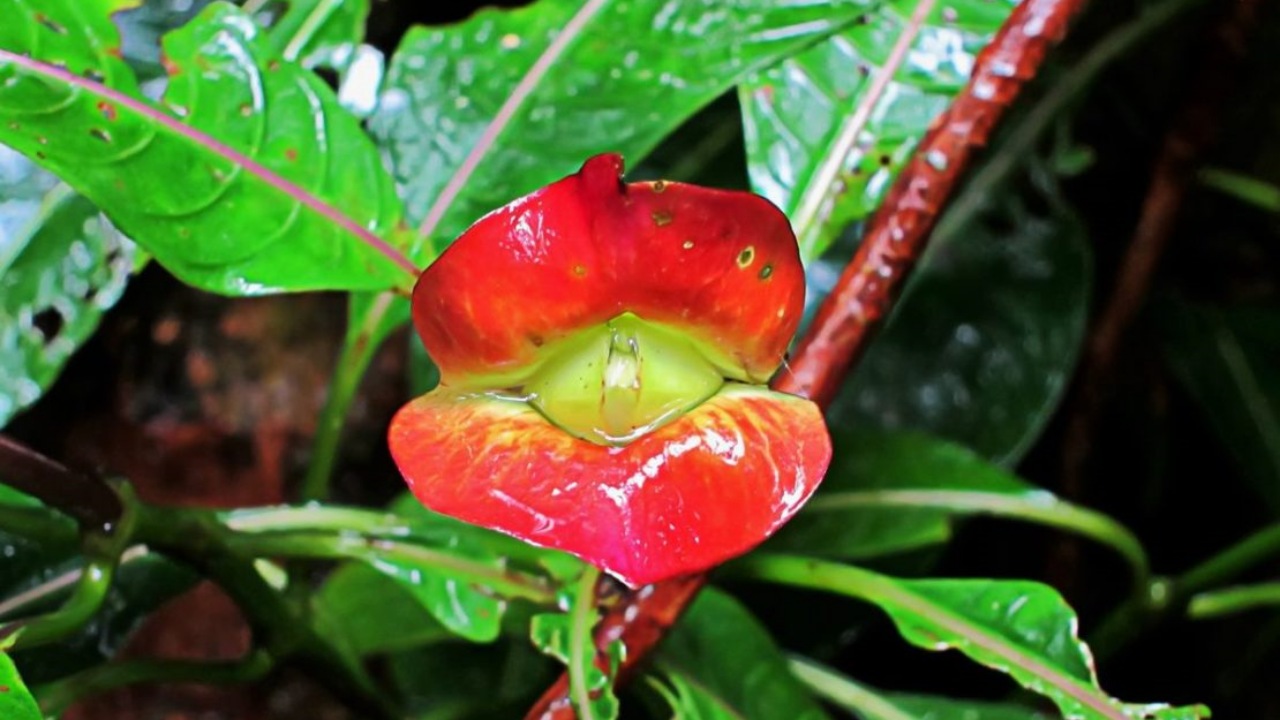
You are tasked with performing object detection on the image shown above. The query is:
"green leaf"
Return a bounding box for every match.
[372,0,881,245]
[832,201,1091,465]
[314,562,451,656]
[0,646,41,720]
[0,0,417,295]
[361,551,504,644]
[740,0,1018,260]
[788,655,1051,720]
[656,588,830,720]
[732,556,1211,720]
[388,638,557,720]
[265,0,370,71]
[768,429,1149,582]
[1159,301,1280,513]
[0,147,139,426]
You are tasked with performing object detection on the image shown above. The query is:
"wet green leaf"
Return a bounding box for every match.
[656,588,829,720]
[1160,300,1280,513]
[768,429,1149,581]
[0,147,139,427]
[388,638,556,720]
[0,1,416,295]
[314,562,451,657]
[266,0,370,71]
[741,0,1018,260]
[372,0,882,246]
[831,202,1091,465]
[734,556,1211,720]
[0,644,41,720]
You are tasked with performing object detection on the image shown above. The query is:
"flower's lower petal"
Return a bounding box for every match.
[388,384,830,587]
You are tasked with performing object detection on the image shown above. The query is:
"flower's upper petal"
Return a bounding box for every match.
[413,154,805,387]
[388,384,831,587]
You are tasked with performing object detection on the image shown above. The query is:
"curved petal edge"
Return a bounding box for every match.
[388,385,831,587]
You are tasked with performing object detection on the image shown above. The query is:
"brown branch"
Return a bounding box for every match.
[1056,0,1262,589]
[525,1,1090,716]
[0,433,122,532]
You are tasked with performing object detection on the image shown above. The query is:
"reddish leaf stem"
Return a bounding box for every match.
[525,1,1090,716]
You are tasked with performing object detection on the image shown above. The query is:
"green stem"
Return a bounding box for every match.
[225,530,557,606]
[569,565,602,720]
[787,656,916,720]
[4,559,115,649]
[0,504,77,547]
[131,504,398,720]
[932,0,1207,244]
[1089,522,1280,659]
[281,0,342,61]
[807,489,1150,588]
[299,292,395,503]
[2,486,137,650]
[1199,166,1280,212]
[35,651,273,718]
[224,504,410,535]
[1189,582,1280,619]
[1177,522,1280,597]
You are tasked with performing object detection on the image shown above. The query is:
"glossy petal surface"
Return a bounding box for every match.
[388,384,830,587]
[413,154,805,386]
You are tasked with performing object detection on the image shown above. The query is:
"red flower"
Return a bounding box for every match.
[389,155,830,587]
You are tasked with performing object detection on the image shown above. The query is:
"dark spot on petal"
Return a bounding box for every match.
[528,333,544,347]
[89,127,111,143]
[651,210,673,227]
[34,13,67,34]
[682,240,695,250]
[737,246,756,268]
[96,100,117,121]
[572,264,587,277]
[33,307,63,343]
[651,179,667,193]
[759,263,774,280]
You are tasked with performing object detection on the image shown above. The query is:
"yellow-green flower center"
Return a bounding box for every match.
[521,314,725,446]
